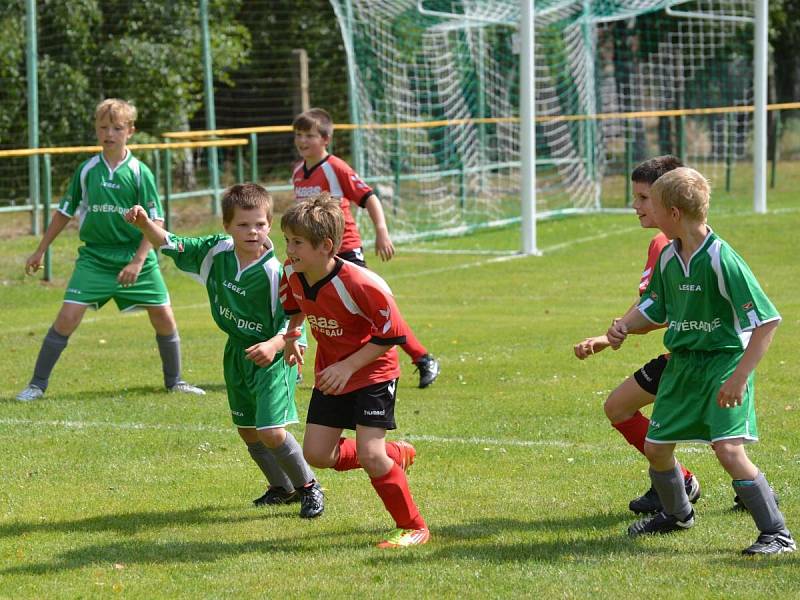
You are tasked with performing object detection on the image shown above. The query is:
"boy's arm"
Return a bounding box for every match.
[364,194,395,261]
[25,211,71,275]
[245,333,287,368]
[120,206,168,285]
[575,300,662,359]
[282,313,306,367]
[317,341,392,395]
[717,320,779,408]
[606,306,655,349]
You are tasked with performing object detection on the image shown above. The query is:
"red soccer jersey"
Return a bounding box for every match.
[639,232,670,295]
[279,258,405,394]
[292,155,373,253]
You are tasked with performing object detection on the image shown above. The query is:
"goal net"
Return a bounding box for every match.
[328,0,756,245]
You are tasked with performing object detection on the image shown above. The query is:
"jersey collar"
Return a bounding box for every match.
[298,256,344,301]
[302,155,332,179]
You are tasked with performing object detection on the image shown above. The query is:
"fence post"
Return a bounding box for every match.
[624,120,633,206]
[236,145,244,182]
[42,153,52,281]
[164,147,173,231]
[771,110,781,189]
[725,113,733,192]
[249,133,258,183]
[200,0,220,214]
[26,0,41,235]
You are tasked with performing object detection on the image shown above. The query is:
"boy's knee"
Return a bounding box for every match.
[303,447,333,469]
[643,442,671,464]
[258,428,286,449]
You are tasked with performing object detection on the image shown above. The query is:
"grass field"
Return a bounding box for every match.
[1,168,799,598]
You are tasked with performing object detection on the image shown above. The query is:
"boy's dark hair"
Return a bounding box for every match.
[222,183,273,224]
[631,155,683,185]
[281,192,344,255]
[292,108,334,139]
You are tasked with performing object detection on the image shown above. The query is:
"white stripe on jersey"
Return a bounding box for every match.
[708,238,752,347]
[76,155,102,228]
[262,256,282,318]
[331,276,367,318]
[321,162,344,197]
[199,238,234,286]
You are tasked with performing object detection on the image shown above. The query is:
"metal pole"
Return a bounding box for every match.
[520,0,538,255]
[249,133,258,182]
[26,0,40,235]
[753,0,767,213]
[42,154,52,281]
[771,110,781,189]
[200,0,220,214]
[164,148,173,231]
[343,0,364,175]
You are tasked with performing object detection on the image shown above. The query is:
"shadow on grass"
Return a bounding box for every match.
[1,384,225,404]
[0,504,290,540]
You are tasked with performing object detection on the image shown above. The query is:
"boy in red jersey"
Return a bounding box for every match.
[279,193,428,548]
[291,108,440,389]
[573,156,702,514]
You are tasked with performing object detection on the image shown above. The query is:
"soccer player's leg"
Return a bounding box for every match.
[254,358,322,518]
[611,355,699,514]
[18,254,107,401]
[117,262,203,394]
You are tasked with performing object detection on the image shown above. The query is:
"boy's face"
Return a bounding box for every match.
[294,127,329,163]
[649,193,680,238]
[283,227,333,274]
[224,206,272,256]
[631,181,657,229]
[95,115,134,154]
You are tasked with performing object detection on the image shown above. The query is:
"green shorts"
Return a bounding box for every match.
[647,350,758,444]
[64,245,169,311]
[223,339,299,429]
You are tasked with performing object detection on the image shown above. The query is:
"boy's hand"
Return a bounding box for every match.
[245,339,279,367]
[24,250,46,275]
[375,230,395,262]
[283,339,305,367]
[317,361,355,395]
[573,335,610,360]
[606,321,628,350]
[117,259,144,286]
[124,205,149,227]
[717,373,747,408]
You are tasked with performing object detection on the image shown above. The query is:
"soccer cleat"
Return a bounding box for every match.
[167,381,206,395]
[629,474,701,514]
[377,527,430,548]
[742,531,796,555]
[16,384,44,402]
[732,488,780,512]
[253,487,300,506]
[628,509,695,536]
[394,440,416,472]
[297,481,324,518]
[413,354,440,389]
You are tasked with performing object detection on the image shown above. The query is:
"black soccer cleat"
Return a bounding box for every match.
[298,481,325,519]
[414,354,440,389]
[253,487,300,506]
[742,530,796,555]
[628,509,695,537]
[629,474,701,515]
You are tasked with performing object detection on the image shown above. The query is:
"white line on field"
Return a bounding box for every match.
[0,417,580,449]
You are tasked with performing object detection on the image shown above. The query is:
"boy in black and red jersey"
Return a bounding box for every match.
[279,192,429,549]
[291,108,440,389]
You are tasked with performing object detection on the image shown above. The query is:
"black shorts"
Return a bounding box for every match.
[632,354,669,396]
[337,247,367,268]
[307,379,398,430]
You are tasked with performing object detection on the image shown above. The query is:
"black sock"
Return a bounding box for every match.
[30,326,69,390]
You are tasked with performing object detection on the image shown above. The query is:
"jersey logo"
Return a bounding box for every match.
[742,301,754,310]
[307,314,343,337]
[678,284,702,292]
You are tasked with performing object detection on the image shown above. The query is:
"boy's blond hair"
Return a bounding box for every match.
[221,183,273,224]
[292,108,334,139]
[281,192,344,255]
[651,166,710,222]
[95,98,137,127]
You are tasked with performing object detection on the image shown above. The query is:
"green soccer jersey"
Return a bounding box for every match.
[161,233,289,345]
[638,229,780,352]
[57,151,163,247]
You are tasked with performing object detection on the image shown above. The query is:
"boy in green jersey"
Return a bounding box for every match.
[126,183,324,518]
[607,167,794,555]
[17,98,204,402]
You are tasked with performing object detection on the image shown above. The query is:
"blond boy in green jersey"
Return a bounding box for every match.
[608,167,794,556]
[125,183,323,518]
[17,98,203,401]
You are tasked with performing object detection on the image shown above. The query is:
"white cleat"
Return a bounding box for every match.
[167,381,206,395]
[16,384,44,402]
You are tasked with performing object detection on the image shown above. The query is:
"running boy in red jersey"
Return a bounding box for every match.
[279,193,428,548]
[291,108,440,389]
[573,156,701,514]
